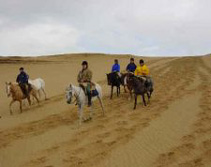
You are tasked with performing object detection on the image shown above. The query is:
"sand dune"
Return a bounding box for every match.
[0,54,211,167]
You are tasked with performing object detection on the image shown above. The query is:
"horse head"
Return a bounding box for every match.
[66,84,74,104]
[5,82,12,97]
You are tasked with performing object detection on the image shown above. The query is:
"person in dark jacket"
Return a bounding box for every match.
[111,59,120,72]
[16,67,30,97]
[126,58,137,73]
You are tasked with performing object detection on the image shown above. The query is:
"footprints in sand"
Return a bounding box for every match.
[1,57,211,167]
[155,58,211,167]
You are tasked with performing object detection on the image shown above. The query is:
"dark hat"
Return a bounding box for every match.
[130,58,134,61]
[139,59,144,64]
[82,61,88,66]
[19,67,24,70]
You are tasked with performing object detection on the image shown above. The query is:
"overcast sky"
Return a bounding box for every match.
[0,0,210,56]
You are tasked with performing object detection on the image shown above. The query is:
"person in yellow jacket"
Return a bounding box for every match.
[134,59,149,76]
[134,59,153,89]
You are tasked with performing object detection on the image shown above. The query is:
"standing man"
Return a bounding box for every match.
[16,67,30,97]
[126,58,137,73]
[77,61,93,107]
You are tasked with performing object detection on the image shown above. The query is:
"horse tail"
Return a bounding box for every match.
[95,83,103,98]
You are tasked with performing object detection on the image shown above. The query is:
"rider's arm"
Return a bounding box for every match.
[77,71,82,82]
[84,70,92,82]
[142,66,149,75]
[117,64,120,72]
[134,67,138,76]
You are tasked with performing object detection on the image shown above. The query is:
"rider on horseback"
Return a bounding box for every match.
[16,67,30,97]
[77,61,93,107]
[111,59,121,78]
[126,58,137,73]
[134,59,152,87]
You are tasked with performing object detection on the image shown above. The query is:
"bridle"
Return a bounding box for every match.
[5,83,11,97]
[68,85,82,104]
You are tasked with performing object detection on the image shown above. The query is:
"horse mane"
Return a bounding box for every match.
[10,83,19,92]
[10,83,23,98]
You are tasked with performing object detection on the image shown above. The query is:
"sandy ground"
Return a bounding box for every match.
[0,54,211,167]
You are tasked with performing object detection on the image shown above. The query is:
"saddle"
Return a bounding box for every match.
[137,76,152,87]
[19,83,32,97]
[79,82,98,97]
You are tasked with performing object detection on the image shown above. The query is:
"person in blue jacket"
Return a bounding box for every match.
[16,67,30,97]
[126,58,137,73]
[111,59,120,72]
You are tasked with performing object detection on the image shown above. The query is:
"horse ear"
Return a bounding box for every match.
[69,83,72,87]
[5,82,8,85]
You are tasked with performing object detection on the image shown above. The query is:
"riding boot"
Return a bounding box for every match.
[19,83,28,97]
[87,92,92,107]
[24,85,29,97]
[28,83,32,93]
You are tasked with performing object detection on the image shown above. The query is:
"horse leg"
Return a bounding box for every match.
[19,100,23,113]
[128,88,133,101]
[110,86,113,99]
[9,99,15,115]
[150,89,153,97]
[41,88,47,100]
[98,96,105,116]
[27,96,31,106]
[37,90,41,99]
[117,86,120,97]
[119,86,121,95]
[78,105,83,126]
[134,94,137,110]
[147,92,150,103]
[32,91,39,104]
[31,94,35,105]
[142,94,147,106]
[124,85,127,93]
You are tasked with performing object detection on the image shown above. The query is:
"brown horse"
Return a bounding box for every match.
[5,82,39,114]
[127,74,153,109]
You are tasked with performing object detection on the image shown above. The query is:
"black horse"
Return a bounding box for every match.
[106,72,122,99]
[128,74,154,109]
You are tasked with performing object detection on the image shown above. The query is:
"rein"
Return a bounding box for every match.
[72,86,82,105]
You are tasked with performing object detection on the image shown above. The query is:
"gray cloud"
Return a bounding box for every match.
[0,0,210,56]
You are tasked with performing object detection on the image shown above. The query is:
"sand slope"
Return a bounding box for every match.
[0,54,211,167]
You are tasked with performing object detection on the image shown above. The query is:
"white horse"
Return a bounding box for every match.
[28,78,47,100]
[66,83,105,126]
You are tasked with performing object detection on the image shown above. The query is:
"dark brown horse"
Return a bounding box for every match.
[127,74,153,109]
[106,72,121,99]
